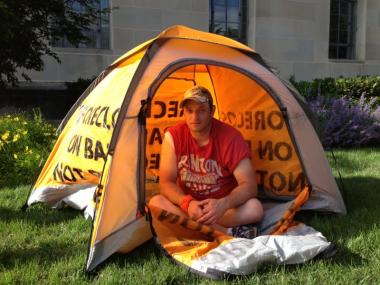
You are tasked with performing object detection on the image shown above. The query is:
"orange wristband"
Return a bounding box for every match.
[180,195,194,213]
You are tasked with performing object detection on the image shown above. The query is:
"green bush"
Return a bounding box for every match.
[0,111,57,188]
[290,75,380,105]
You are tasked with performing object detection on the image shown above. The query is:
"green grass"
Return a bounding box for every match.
[0,148,379,284]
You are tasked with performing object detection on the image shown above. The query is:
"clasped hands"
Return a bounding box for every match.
[188,198,229,225]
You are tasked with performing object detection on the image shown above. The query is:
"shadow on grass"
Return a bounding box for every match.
[87,176,379,278]
[87,239,160,275]
[0,204,81,225]
[294,176,379,269]
[0,240,85,270]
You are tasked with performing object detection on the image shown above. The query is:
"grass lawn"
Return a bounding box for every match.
[0,148,379,284]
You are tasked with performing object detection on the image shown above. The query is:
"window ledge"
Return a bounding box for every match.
[328,59,365,64]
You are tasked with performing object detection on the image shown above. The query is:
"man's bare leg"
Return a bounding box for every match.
[148,194,186,217]
[149,195,263,233]
[149,195,230,233]
[216,198,264,228]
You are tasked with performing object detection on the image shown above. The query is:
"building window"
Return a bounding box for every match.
[209,0,247,43]
[329,0,357,59]
[53,0,110,49]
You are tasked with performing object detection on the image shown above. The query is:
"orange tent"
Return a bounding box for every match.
[26,25,346,277]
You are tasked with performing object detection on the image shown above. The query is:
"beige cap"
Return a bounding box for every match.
[181,86,213,107]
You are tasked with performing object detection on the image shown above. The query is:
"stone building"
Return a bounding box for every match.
[24,0,380,85]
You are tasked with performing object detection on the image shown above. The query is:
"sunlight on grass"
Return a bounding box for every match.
[0,148,379,284]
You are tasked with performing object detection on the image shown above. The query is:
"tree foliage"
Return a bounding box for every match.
[0,0,105,88]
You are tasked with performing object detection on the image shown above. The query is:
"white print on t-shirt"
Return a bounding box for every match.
[178,154,223,177]
[178,154,223,195]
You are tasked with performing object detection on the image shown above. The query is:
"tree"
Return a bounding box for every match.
[0,0,107,88]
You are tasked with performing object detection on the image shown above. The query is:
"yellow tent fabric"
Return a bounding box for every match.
[26,25,346,277]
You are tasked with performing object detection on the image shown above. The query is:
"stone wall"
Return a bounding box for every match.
[252,0,380,81]
[24,0,209,85]
[22,0,380,84]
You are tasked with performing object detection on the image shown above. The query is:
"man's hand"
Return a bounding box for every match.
[196,198,229,225]
[187,200,204,220]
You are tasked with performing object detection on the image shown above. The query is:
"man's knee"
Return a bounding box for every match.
[148,194,168,208]
[245,198,264,222]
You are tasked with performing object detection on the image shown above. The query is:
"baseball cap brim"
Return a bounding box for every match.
[180,95,210,107]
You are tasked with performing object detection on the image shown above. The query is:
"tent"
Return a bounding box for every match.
[25,25,346,278]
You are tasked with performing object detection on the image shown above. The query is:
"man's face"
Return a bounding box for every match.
[183,100,214,134]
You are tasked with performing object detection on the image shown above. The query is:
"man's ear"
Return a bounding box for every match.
[211,105,216,116]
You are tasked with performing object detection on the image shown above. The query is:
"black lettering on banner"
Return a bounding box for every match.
[84,137,107,161]
[67,134,82,156]
[76,105,87,124]
[154,101,166,118]
[73,167,84,179]
[288,172,305,192]
[100,107,111,129]
[95,107,106,127]
[244,111,253,130]
[84,107,94,125]
[169,214,180,224]
[148,153,160,169]
[53,163,85,183]
[63,165,76,182]
[177,237,198,247]
[167,101,178,118]
[158,210,171,221]
[90,106,102,126]
[180,218,189,228]
[88,169,101,177]
[76,104,119,130]
[84,137,94,159]
[258,140,293,161]
[53,163,64,182]
[258,140,273,160]
[256,169,304,193]
[268,111,284,130]
[111,108,120,129]
[255,111,266,130]
[227,112,237,127]
[146,100,183,118]
[274,142,292,161]
[94,140,106,161]
[256,169,268,186]
[217,110,284,131]
[146,100,183,119]
[269,171,287,192]
[237,112,244,128]
[221,111,264,130]
[148,128,163,145]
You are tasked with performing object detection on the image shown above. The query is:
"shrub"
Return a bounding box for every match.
[290,75,380,105]
[308,94,380,148]
[65,76,95,96]
[0,110,57,187]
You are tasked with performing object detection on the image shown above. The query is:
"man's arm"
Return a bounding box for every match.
[159,132,185,206]
[197,157,257,224]
[159,132,204,219]
[222,157,257,209]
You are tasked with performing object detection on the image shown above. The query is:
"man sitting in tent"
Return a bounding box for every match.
[149,86,263,238]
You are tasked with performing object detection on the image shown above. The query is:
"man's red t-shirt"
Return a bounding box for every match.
[167,118,251,200]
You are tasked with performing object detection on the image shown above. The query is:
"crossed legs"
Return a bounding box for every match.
[148,194,264,232]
